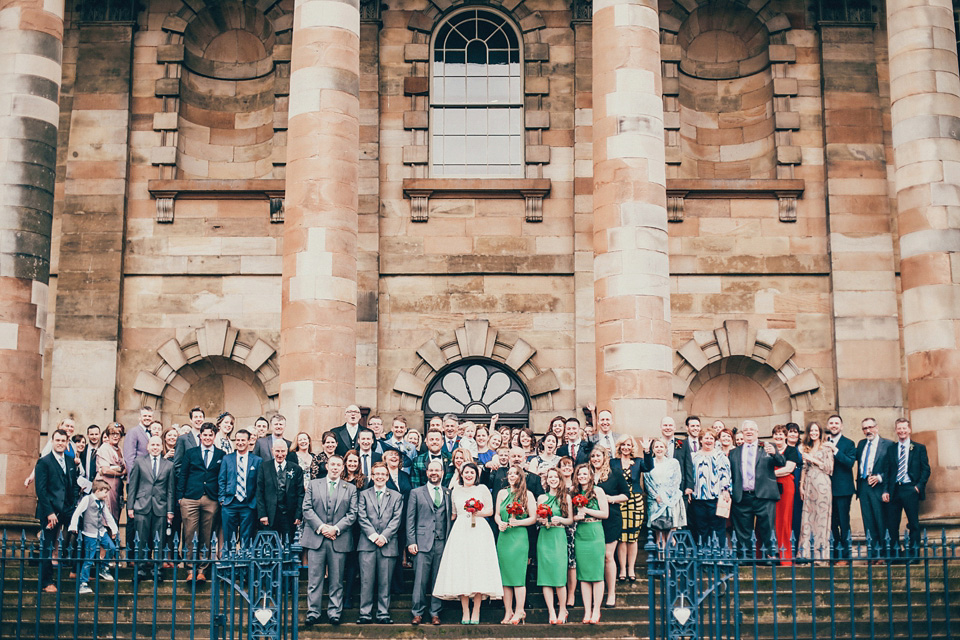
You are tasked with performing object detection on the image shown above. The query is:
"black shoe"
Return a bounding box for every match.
[329,617,341,626]
[305,616,320,626]
[357,617,372,625]
[377,617,394,625]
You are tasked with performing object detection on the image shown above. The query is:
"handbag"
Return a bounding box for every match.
[650,514,673,531]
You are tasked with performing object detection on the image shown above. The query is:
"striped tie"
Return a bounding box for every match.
[236,457,246,502]
[898,444,908,484]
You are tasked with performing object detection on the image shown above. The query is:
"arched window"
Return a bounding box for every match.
[431,9,523,177]
[423,359,530,427]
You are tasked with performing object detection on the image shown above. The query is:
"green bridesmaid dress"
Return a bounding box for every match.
[496,491,530,587]
[536,494,567,587]
[574,496,605,582]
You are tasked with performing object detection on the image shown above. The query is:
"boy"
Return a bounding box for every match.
[68,479,119,594]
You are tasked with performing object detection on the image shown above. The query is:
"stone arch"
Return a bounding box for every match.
[660,0,801,179]
[133,319,279,420]
[403,1,552,176]
[392,319,561,416]
[673,320,821,429]
[153,1,293,180]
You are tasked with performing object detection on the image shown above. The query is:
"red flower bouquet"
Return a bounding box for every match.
[464,498,483,527]
[536,503,553,521]
[506,501,525,518]
[572,493,589,509]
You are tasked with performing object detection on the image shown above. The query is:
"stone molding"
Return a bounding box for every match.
[673,319,822,414]
[665,179,804,223]
[401,178,551,222]
[392,319,561,412]
[660,0,801,180]
[404,0,553,192]
[133,319,280,412]
[147,179,285,223]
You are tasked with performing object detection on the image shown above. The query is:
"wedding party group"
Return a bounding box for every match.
[31,403,930,626]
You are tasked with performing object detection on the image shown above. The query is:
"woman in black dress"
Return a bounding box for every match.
[588,446,629,607]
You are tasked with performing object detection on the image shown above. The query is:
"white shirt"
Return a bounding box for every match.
[861,437,880,477]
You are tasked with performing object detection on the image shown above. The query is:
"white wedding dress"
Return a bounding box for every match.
[432,483,503,600]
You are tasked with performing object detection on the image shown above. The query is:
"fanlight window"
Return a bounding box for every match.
[431,9,523,177]
[423,359,530,425]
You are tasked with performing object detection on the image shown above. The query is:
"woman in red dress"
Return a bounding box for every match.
[772,425,800,564]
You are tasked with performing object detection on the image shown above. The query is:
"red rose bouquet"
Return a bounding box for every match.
[572,493,589,509]
[506,501,525,518]
[464,498,483,527]
[536,503,553,522]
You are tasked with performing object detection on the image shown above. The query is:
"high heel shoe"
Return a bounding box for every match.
[510,612,526,625]
[557,612,568,625]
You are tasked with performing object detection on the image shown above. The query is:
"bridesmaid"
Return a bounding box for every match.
[537,468,573,624]
[558,456,579,608]
[495,465,537,624]
[588,447,629,608]
[572,464,609,624]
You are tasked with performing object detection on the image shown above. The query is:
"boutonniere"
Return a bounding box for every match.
[675,439,684,449]
[909,444,915,452]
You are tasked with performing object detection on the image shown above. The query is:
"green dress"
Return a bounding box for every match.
[496,492,530,587]
[574,496,605,582]
[536,494,568,587]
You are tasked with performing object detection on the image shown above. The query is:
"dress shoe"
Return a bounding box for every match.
[329,616,341,626]
[305,616,320,626]
[185,571,195,582]
[196,572,207,582]
[411,615,422,626]
[377,617,393,624]
[431,615,441,625]
[357,617,372,625]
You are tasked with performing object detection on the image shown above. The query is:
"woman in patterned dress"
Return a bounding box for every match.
[798,422,835,561]
[615,436,651,582]
[689,428,731,546]
[644,439,685,549]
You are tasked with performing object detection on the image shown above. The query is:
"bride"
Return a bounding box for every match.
[432,462,503,623]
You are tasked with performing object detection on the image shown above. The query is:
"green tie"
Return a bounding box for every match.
[377,490,383,502]
[433,486,441,507]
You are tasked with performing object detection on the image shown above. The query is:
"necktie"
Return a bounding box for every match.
[433,486,441,507]
[56,455,65,474]
[862,440,872,478]
[236,457,246,502]
[153,457,158,477]
[363,455,369,476]
[571,443,577,460]
[96,500,104,536]
[277,464,285,491]
[744,444,755,490]
[377,490,383,503]
[692,439,698,452]
[203,448,210,468]
[898,443,908,483]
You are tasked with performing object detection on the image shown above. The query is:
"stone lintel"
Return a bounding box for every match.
[417,339,448,371]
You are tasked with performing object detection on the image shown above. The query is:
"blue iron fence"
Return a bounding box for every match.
[646,530,960,640]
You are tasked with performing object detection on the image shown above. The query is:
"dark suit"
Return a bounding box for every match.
[729,442,785,555]
[177,445,224,570]
[355,450,382,478]
[405,482,452,618]
[483,466,544,498]
[330,423,361,456]
[218,452,262,546]
[252,436,293,463]
[888,439,931,553]
[127,455,175,552]
[441,436,460,457]
[828,434,856,552]
[35,452,78,587]
[357,486,404,621]
[856,437,894,551]
[78,446,99,492]
[257,459,305,543]
[173,430,199,491]
[558,439,593,466]
[301,477,359,620]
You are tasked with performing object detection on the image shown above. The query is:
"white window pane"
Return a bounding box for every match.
[445,138,465,165]
[445,77,465,103]
[489,77,510,104]
[465,136,487,164]
[466,76,487,103]
[488,109,509,135]
[445,109,465,134]
[466,112,486,135]
[488,137,509,164]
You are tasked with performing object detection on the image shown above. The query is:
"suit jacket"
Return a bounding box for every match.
[177,446,225,501]
[252,436,293,463]
[173,430,199,480]
[410,451,453,487]
[483,466,544,498]
[855,437,894,495]
[218,452,263,508]
[331,423,361,456]
[122,425,152,480]
[829,435,857,497]
[357,486,404,556]
[35,452,78,522]
[590,431,622,453]
[405,482,452,553]
[301,477,358,552]
[127,455,175,516]
[441,436,461,457]
[894,440,931,500]
[386,469,412,495]
[729,443,785,503]
[355,450,382,477]
[78,446,99,489]
[557,440,593,466]
[257,459,305,524]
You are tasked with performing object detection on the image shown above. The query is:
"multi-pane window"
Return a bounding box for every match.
[431,9,523,177]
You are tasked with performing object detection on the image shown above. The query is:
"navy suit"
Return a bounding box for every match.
[35,452,78,587]
[177,445,224,571]
[828,434,856,552]
[888,440,931,553]
[558,440,593,466]
[855,437,894,551]
[218,452,262,546]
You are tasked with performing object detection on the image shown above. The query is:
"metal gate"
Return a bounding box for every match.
[646,530,739,640]
[211,531,301,640]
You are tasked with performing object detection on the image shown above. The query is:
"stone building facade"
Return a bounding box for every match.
[1,0,959,526]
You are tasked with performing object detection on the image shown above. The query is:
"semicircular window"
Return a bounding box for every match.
[423,359,530,426]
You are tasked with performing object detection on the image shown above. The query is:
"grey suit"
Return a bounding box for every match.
[405,482,452,618]
[301,477,358,620]
[127,455,175,551]
[357,486,404,620]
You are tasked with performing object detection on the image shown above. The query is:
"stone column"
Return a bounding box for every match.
[280,0,360,434]
[592,0,672,429]
[0,0,65,523]
[887,0,960,521]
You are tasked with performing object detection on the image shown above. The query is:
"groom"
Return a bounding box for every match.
[406,459,452,626]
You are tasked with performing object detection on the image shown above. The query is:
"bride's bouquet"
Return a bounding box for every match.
[464,498,483,527]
